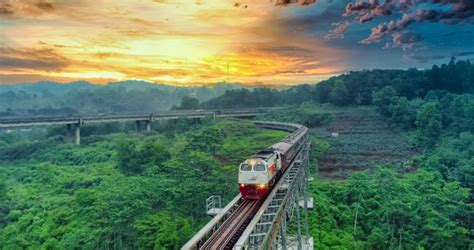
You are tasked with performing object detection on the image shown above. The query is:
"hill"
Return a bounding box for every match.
[203,59,474,108]
[0,118,286,249]
[0,81,248,116]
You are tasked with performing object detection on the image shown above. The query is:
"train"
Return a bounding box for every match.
[238,124,307,199]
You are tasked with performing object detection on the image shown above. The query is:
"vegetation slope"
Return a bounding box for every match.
[0,119,286,249]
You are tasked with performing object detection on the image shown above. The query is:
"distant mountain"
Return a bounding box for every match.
[0,80,248,95]
[0,80,251,116]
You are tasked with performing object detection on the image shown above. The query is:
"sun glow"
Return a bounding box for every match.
[0,0,348,86]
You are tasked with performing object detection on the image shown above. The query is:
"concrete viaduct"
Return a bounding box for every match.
[0,109,274,145]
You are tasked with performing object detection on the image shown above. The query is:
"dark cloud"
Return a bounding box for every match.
[0,47,70,71]
[0,0,56,19]
[454,51,474,57]
[233,2,248,8]
[360,13,413,44]
[274,0,317,6]
[260,45,316,57]
[324,21,350,40]
[405,51,474,63]
[405,54,447,63]
[384,31,422,50]
[344,0,393,22]
[270,3,343,35]
[36,0,54,11]
[345,0,474,47]
[0,2,14,16]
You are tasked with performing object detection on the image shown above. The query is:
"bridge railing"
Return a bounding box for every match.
[181,195,243,250]
[182,121,310,249]
[0,109,271,127]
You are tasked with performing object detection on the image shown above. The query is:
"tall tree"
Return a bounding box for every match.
[329,79,350,106]
[415,102,443,147]
[0,176,8,228]
[373,86,398,116]
[388,96,415,129]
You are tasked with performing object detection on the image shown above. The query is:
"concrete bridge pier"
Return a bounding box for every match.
[65,123,81,145]
[136,120,152,132]
[145,120,151,132]
[75,123,81,145]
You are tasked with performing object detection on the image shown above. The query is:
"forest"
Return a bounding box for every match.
[0,119,286,248]
[203,58,474,108]
[259,99,472,248]
[253,60,474,248]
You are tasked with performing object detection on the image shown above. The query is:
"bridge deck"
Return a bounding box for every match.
[182,121,310,250]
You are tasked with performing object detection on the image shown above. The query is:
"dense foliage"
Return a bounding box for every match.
[288,100,474,248]
[260,103,333,127]
[253,59,474,247]
[204,59,474,108]
[1,58,473,249]
[0,119,286,249]
[310,168,470,249]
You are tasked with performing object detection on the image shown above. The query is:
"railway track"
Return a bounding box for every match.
[200,199,262,249]
[183,121,309,250]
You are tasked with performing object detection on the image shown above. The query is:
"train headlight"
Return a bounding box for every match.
[257,183,267,189]
[240,184,245,187]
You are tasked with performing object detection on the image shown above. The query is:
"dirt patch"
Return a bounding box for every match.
[311,107,417,179]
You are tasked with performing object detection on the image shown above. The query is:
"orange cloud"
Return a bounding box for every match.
[0,0,347,86]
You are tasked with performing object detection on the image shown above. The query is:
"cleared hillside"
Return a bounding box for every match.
[311,107,417,179]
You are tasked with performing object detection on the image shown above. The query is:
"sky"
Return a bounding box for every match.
[0,0,473,86]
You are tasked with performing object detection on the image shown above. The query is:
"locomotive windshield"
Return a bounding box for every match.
[254,163,266,171]
[240,163,252,171]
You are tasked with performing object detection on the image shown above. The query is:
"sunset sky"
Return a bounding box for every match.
[1,0,473,86]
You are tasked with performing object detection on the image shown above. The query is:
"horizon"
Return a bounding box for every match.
[0,59,453,88]
[1,0,473,86]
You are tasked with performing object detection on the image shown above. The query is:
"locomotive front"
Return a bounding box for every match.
[238,150,281,200]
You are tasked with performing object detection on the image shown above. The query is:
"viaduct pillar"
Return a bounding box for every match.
[75,122,81,145]
[145,120,151,132]
[136,120,152,132]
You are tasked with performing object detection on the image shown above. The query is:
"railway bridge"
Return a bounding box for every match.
[0,108,273,145]
[183,121,313,250]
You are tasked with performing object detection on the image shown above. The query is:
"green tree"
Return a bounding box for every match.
[388,96,415,129]
[173,96,200,110]
[311,167,470,249]
[116,139,142,175]
[139,140,171,169]
[329,79,350,106]
[0,176,8,228]
[186,126,223,155]
[134,212,192,249]
[187,151,219,177]
[415,102,443,147]
[373,86,398,116]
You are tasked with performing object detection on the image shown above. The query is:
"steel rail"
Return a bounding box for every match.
[182,121,308,250]
[201,200,257,249]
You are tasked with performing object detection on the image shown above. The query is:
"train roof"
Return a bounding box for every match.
[252,148,276,160]
[270,141,293,154]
